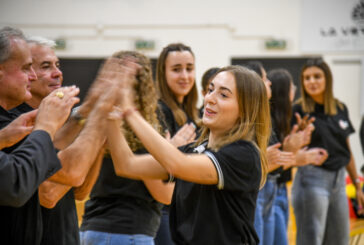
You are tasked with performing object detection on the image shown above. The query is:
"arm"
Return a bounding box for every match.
[0,131,61,207]
[345,138,364,214]
[47,86,117,186]
[73,148,105,200]
[143,180,174,205]
[0,87,79,207]
[107,116,218,185]
[38,147,106,207]
[120,110,218,185]
[38,180,71,209]
[106,119,173,204]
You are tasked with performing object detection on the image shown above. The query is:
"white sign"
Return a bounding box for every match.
[301,0,364,52]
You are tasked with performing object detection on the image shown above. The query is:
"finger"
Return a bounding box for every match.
[22,126,34,135]
[295,113,302,124]
[63,86,80,102]
[290,124,299,134]
[271,143,282,149]
[20,109,38,122]
[308,116,316,124]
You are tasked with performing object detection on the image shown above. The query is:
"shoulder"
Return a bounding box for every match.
[209,140,260,170]
[205,140,261,191]
[158,100,172,114]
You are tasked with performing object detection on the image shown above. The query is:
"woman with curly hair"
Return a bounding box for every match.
[80,51,173,245]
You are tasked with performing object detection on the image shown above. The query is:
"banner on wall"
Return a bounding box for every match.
[301,0,364,52]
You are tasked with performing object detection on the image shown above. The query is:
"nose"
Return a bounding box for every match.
[204,90,216,106]
[29,67,37,82]
[52,66,63,79]
[265,79,272,87]
[181,69,188,80]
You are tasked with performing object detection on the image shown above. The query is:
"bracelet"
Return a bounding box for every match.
[355,178,361,184]
[122,108,138,119]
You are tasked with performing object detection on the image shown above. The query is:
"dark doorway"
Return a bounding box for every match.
[59,57,158,103]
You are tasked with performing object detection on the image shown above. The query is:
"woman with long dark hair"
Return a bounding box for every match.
[268,68,327,245]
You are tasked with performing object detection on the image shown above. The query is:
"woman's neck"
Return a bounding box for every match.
[311,94,324,104]
[207,130,224,148]
[176,95,184,104]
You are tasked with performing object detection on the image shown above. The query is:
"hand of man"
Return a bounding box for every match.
[0,110,37,149]
[33,86,80,139]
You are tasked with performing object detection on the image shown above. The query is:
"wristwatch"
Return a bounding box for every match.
[71,106,86,125]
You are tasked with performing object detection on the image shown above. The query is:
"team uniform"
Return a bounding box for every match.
[291,102,354,245]
[170,140,261,245]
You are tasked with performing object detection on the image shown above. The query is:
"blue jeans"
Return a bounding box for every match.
[154,208,174,245]
[80,231,154,245]
[272,183,289,245]
[254,175,278,245]
[292,165,349,245]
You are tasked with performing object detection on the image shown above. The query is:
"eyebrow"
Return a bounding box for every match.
[209,82,233,94]
[171,63,194,67]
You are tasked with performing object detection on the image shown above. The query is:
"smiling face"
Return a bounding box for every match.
[203,71,240,136]
[165,50,195,103]
[29,44,63,100]
[302,66,326,103]
[0,38,37,110]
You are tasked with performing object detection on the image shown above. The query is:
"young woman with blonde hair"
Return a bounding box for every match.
[106,65,271,244]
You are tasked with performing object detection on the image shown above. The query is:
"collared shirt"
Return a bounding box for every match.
[12,102,80,245]
[0,105,61,245]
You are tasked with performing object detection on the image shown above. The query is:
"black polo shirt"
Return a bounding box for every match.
[0,105,61,245]
[12,102,80,245]
[170,140,261,245]
[40,190,79,245]
[80,151,163,237]
[292,103,355,171]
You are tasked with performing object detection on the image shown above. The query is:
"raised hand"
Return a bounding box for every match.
[283,124,305,153]
[34,86,80,139]
[295,113,315,131]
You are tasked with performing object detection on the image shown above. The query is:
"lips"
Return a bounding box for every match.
[204,107,216,117]
[178,82,190,88]
[49,83,61,89]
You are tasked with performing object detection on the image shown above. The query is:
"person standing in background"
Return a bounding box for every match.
[292,58,364,245]
[154,43,200,245]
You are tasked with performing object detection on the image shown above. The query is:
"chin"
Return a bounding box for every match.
[24,92,32,101]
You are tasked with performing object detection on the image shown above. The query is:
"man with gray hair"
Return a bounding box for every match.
[11,34,123,244]
[0,26,80,245]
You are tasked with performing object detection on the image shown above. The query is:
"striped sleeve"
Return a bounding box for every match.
[205,151,224,190]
